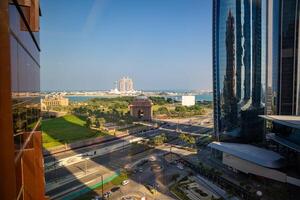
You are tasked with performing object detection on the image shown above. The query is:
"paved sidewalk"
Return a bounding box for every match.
[46,165,100,192]
[46,163,118,193]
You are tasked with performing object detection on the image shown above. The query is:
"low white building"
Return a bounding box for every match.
[182,95,195,107]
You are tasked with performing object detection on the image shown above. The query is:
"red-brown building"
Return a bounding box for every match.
[0,0,46,199]
[129,96,153,121]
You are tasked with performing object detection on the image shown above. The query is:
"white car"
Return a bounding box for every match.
[122,180,130,186]
[177,163,184,170]
[149,155,156,161]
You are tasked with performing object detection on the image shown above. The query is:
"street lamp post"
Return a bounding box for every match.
[54,161,58,182]
[123,139,125,151]
[85,158,88,175]
[101,174,104,199]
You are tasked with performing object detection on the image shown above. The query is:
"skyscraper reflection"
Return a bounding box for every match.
[213,0,266,141]
[222,10,238,131]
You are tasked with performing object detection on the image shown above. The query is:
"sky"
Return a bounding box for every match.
[40,0,212,91]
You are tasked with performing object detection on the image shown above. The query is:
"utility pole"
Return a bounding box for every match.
[170,145,173,162]
[84,157,88,175]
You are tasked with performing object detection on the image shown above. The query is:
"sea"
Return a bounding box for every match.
[67,93,212,102]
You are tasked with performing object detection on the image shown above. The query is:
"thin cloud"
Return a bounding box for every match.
[82,0,108,35]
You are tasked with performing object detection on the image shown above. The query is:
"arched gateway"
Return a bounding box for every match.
[129,96,153,121]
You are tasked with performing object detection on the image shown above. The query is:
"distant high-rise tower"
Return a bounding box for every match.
[118,77,134,93]
[213,0,267,141]
[119,78,126,93]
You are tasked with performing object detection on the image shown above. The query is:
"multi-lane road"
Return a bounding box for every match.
[44,115,213,199]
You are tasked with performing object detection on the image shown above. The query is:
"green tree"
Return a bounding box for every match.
[179,133,195,147]
[179,133,187,142]
[175,105,187,112]
[86,117,91,128]
[96,117,106,128]
[86,116,96,128]
[157,106,169,115]
[151,133,167,146]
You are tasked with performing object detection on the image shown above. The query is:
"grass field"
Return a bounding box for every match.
[42,114,106,149]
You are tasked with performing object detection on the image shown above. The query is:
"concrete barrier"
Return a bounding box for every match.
[44,136,144,172]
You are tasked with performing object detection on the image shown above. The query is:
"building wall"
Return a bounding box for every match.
[266,0,280,114]
[222,152,287,183]
[130,106,152,121]
[182,96,195,107]
[23,132,45,200]
[0,1,16,199]
[267,0,300,115]
[279,0,300,115]
[213,0,237,137]
[213,0,267,141]
[41,97,69,110]
[0,1,45,199]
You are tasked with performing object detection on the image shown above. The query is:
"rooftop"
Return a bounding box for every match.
[260,115,300,129]
[267,133,300,153]
[208,142,285,169]
[130,95,152,107]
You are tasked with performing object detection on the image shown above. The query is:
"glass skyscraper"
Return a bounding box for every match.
[213,0,267,141]
[267,0,300,115]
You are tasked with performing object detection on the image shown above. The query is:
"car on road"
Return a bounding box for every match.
[177,163,184,170]
[150,181,160,189]
[103,191,112,199]
[148,155,156,161]
[111,187,120,192]
[122,180,130,186]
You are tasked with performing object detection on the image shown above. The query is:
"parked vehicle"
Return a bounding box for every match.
[122,180,130,186]
[103,191,112,199]
[111,187,120,192]
[148,155,156,161]
[177,163,184,170]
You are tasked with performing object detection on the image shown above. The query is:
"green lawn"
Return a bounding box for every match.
[42,114,106,149]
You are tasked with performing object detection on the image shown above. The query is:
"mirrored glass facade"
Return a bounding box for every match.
[213,0,267,141]
[267,0,300,116]
[0,1,45,199]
